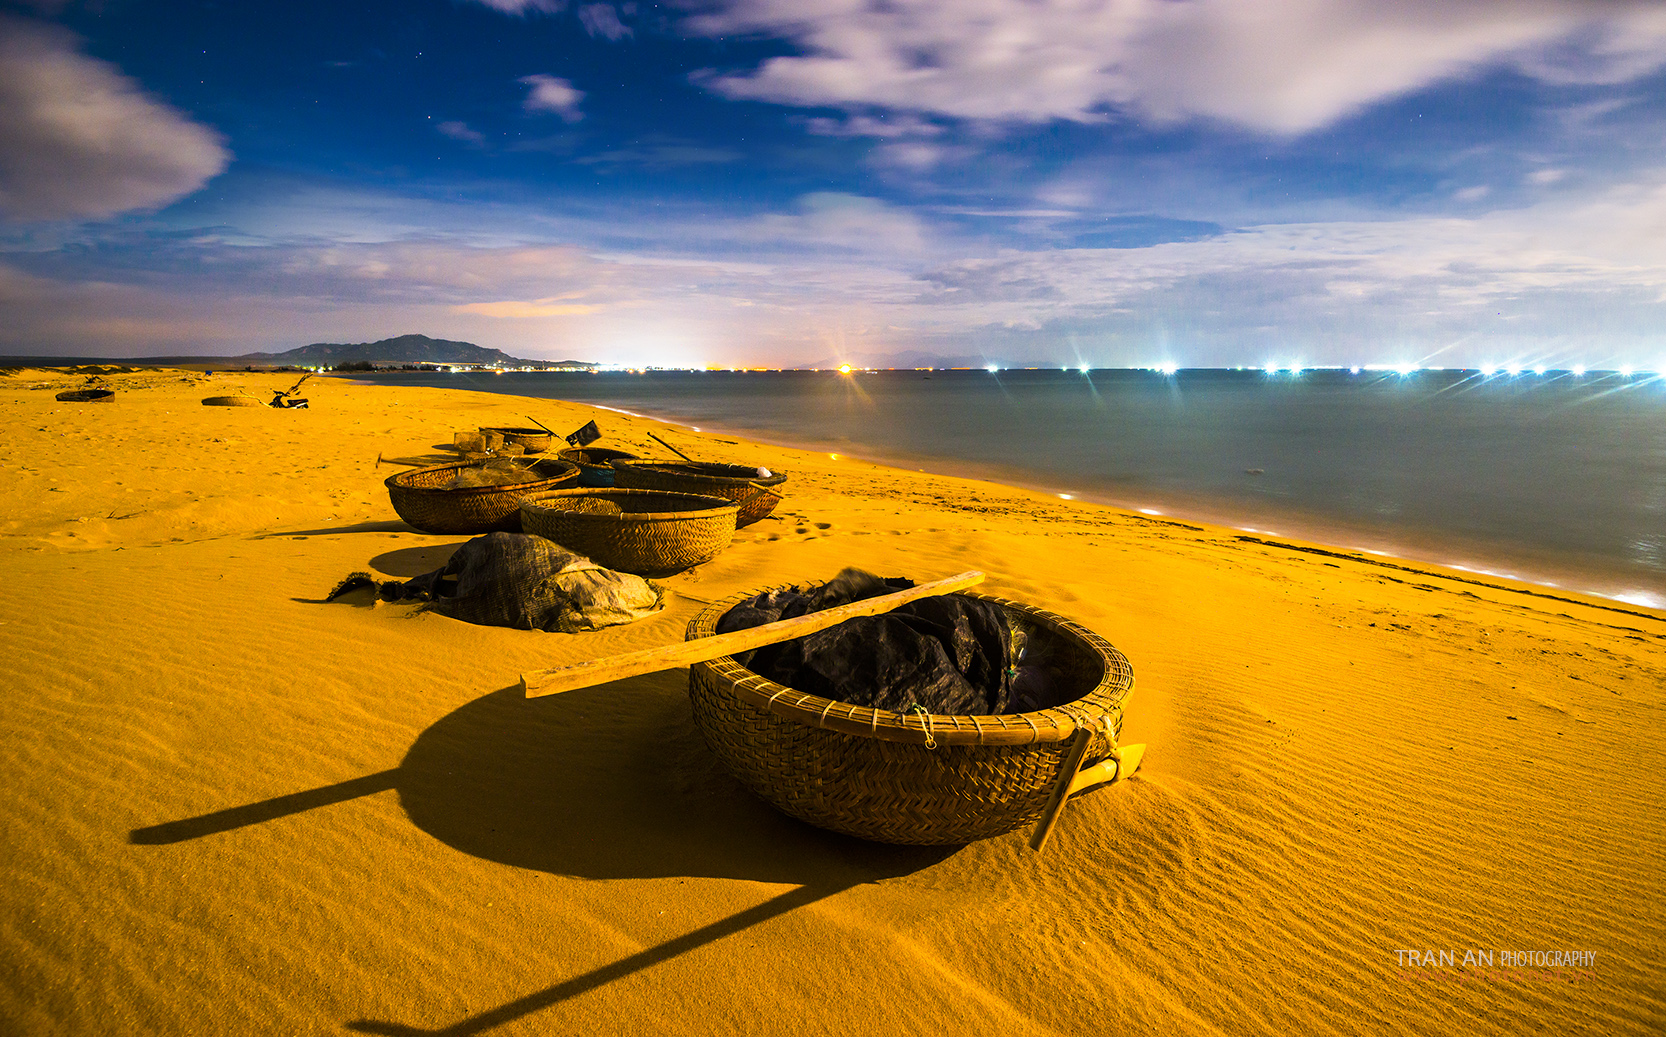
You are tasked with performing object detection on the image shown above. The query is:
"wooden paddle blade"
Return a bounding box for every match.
[521,570,986,698]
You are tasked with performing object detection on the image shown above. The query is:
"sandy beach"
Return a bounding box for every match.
[3,366,1662,1036]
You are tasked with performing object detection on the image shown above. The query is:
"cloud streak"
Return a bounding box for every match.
[689,0,1666,134]
[0,18,230,221]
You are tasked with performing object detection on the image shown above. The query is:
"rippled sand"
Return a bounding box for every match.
[2,367,1662,1035]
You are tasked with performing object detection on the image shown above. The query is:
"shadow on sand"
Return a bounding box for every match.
[131,676,957,1034]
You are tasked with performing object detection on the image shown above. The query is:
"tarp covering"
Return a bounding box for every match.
[329,532,663,633]
[715,568,1015,715]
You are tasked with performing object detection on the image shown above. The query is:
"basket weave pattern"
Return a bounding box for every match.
[520,489,738,577]
[686,590,1134,844]
[611,461,786,527]
[385,460,579,535]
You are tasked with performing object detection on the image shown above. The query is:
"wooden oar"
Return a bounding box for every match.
[648,431,698,463]
[527,415,557,436]
[521,571,985,698]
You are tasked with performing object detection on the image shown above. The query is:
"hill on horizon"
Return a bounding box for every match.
[238,333,593,368]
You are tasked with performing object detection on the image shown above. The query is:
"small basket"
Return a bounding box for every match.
[520,489,738,577]
[612,461,786,527]
[482,427,554,454]
[686,590,1135,845]
[558,447,640,487]
[385,459,579,535]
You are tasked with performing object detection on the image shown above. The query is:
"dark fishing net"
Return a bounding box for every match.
[715,568,1015,716]
[329,532,663,633]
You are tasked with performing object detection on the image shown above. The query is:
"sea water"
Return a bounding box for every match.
[354,368,1666,606]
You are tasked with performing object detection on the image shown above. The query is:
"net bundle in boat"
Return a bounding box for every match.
[685,586,1134,844]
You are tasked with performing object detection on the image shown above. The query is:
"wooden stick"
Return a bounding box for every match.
[527,415,557,436]
[648,432,698,463]
[521,571,986,698]
[1028,725,1096,853]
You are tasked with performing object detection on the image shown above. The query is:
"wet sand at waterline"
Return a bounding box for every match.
[2,367,1662,1035]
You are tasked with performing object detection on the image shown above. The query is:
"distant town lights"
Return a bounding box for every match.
[986,364,999,373]
[838,363,852,374]
[1571,365,1585,376]
[1532,365,1546,376]
[1158,362,1177,375]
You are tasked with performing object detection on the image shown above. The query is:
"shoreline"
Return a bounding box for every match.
[419,380,1664,611]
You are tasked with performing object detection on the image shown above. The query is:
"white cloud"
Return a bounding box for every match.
[0,18,230,221]
[437,120,486,145]
[688,0,1666,134]
[521,74,585,121]
[469,0,566,14]
[579,4,633,41]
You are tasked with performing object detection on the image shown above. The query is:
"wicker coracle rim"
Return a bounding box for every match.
[687,588,1133,747]
[383,458,578,498]
[520,487,740,522]
[614,459,788,487]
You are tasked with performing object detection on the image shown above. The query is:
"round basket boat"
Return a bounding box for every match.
[557,447,640,487]
[520,489,738,577]
[482,427,554,454]
[612,460,786,527]
[55,389,114,403]
[385,458,579,535]
[686,590,1135,845]
[201,395,262,407]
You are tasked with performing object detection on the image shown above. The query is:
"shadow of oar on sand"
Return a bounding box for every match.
[130,677,957,1033]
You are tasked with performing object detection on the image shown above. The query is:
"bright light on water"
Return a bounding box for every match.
[838,363,852,374]
[1078,365,1091,374]
[1396,363,1417,376]
[1480,364,1498,376]
[1158,362,1178,375]
[986,364,999,373]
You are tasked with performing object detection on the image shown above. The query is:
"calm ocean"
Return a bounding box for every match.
[353,368,1666,606]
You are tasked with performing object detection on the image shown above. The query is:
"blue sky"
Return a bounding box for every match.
[2,0,1665,369]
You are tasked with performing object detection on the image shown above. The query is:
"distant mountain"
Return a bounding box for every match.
[237,333,595,368]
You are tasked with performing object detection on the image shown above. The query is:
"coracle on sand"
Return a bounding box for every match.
[385,457,578,534]
[519,488,738,577]
[611,460,787,527]
[685,583,1139,846]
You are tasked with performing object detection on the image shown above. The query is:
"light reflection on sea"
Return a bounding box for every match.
[351,368,1666,608]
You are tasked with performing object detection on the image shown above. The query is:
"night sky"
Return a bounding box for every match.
[3,0,1665,369]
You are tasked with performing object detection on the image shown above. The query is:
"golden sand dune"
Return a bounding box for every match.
[2,369,1662,1035]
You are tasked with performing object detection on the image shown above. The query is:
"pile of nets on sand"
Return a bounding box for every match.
[329,532,663,633]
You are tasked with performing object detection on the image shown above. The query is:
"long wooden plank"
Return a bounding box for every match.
[521,571,986,698]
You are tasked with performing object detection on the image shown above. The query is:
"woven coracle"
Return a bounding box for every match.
[557,447,640,487]
[520,489,738,577]
[482,427,554,453]
[55,389,115,403]
[611,460,787,527]
[685,590,1135,845]
[201,395,262,407]
[385,458,579,535]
